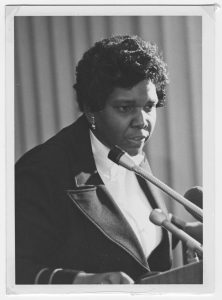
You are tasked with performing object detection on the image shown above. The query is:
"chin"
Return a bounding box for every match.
[126,148,142,157]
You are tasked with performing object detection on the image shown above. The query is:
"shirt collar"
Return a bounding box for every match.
[90,130,145,180]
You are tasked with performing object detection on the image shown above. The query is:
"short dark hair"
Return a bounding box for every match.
[73,35,169,112]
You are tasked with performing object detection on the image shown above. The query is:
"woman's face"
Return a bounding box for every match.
[94,79,158,156]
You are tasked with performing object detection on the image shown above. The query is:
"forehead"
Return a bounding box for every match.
[107,80,158,104]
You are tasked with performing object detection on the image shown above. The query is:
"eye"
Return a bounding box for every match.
[115,105,134,113]
[143,103,156,113]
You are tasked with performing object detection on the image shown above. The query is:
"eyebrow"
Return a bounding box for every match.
[112,100,135,104]
[112,99,158,105]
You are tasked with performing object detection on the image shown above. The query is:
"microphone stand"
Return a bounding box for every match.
[108,146,203,222]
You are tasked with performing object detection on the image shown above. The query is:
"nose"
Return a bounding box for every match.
[131,108,148,129]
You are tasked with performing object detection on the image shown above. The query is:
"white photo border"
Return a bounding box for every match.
[2,0,221,298]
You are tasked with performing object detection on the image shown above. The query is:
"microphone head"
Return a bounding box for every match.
[149,209,167,226]
[184,186,203,221]
[108,146,125,165]
[108,146,136,170]
[184,186,203,209]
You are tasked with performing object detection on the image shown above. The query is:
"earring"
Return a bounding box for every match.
[91,115,96,130]
[86,112,96,130]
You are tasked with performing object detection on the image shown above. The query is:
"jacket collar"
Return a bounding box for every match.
[66,115,166,270]
[67,166,150,270]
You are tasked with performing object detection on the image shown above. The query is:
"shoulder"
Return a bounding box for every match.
[15,115,90,179]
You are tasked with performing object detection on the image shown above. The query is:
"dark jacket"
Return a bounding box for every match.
[15,115,172,284]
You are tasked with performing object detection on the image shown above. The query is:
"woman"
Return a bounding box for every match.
[15,35,173,284]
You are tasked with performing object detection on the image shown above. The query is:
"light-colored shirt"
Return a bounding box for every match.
[90,131,162,259]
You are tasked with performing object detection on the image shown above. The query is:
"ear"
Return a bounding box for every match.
[85,111,94,122]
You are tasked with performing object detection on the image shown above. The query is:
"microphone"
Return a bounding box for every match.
[170,214,187,230]
[149,209,203,257]
[184,186,203,222]
[170,213,203,244]
[108,146,203,222]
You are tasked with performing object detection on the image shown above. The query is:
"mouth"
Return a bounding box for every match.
[126,135,149,146]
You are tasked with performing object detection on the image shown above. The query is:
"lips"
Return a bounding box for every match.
[128,132,149,140]
[126,134,149,146]
[130,136,146,141]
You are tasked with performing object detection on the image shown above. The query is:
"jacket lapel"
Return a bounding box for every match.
[65,117,149,270]
[137,158,172,261]
[67,170,149,270]
[137,158,169,215]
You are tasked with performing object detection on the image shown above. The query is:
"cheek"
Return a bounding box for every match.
[146,111,156,135]
[104,116,127,140]
[148,111,157,134]
[96,113,128,143]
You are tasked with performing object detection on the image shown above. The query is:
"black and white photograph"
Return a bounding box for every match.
[3,2,218,297]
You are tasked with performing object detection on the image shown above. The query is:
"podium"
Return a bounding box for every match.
[137,261,203,284]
